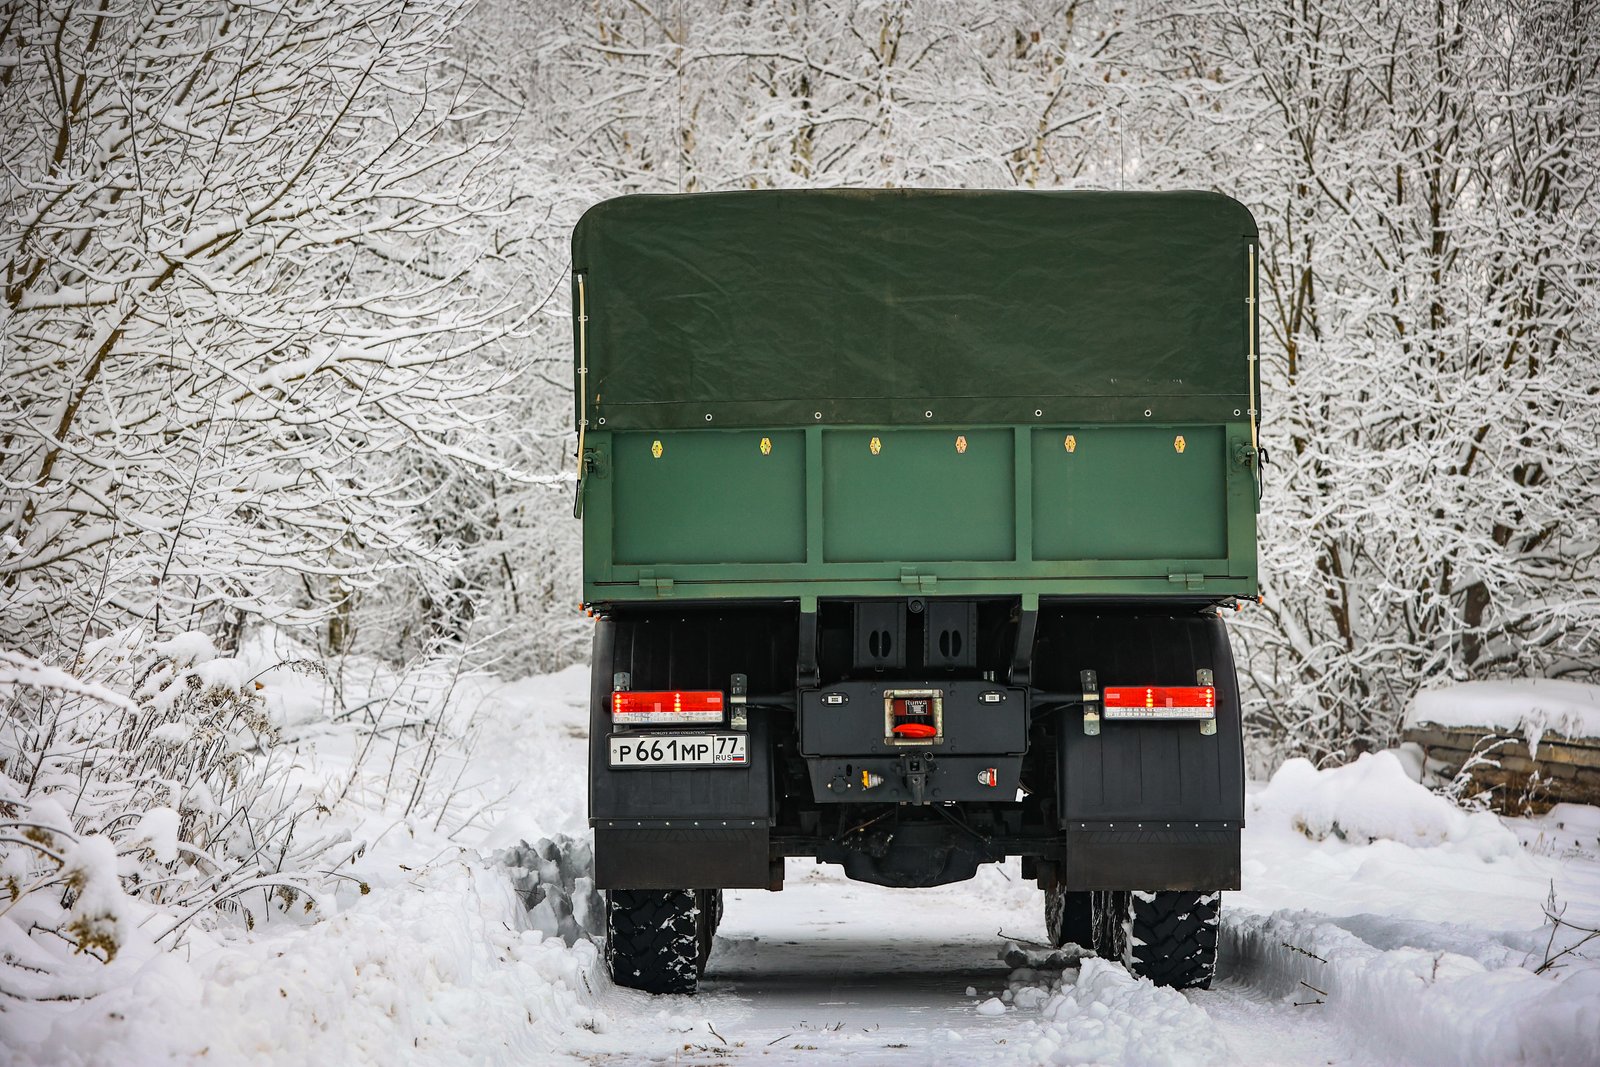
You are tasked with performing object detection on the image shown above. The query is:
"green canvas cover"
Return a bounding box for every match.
[571,189,1258,431]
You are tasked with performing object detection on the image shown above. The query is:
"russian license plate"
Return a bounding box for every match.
[608,733,747,767]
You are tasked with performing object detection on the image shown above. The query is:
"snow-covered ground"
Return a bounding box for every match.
[5,662,1598,1066]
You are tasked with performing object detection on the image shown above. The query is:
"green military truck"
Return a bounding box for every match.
[572,189,1260,994]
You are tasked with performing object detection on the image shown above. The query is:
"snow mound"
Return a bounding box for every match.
[235,626,331,729]
[1226,910,1600,1067]
[1514,802,1600,859]
[1408,679,1600,754]
[999,956,1232,1066]
[497,834,604,945]
[1254,752,1517,857]
[2,858,608,1065]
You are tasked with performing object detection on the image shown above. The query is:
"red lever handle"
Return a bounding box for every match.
[892,723,938,738]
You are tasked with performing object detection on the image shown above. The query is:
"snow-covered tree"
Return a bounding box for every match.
[0,0,535,657]
[6,0,1595,765]
[1137,0,1600,764]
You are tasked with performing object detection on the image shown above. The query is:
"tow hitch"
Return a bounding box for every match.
[899,752,935,805]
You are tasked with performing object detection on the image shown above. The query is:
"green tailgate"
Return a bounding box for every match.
[582,423,1256,602]
[1032,426,1228,562]
[573,190,1260,604]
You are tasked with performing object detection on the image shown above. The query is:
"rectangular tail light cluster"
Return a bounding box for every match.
[1102,685,1216,720]
[611,689,725,725]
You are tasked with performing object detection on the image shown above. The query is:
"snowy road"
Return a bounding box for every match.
[561,865,1351,1065]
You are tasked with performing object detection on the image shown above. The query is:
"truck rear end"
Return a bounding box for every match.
[571,189,1260,993]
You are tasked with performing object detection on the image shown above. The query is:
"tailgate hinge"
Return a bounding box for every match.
[1167,572,1206,590]
[899,568,937,592]
[571,445,605,519]
[637,572,674,596]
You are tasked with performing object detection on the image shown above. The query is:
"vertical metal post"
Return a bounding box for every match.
[576,273,589,473]
[572,274,590,519]
[1009,592,1039,686]
[804,426,823,567]
[1246,245,1258,454]
[1013,426,1033,566]
[1080,669,1100,736]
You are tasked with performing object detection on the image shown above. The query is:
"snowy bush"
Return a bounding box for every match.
[0,633,355,997]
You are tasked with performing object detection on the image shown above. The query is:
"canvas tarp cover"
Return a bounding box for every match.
[571,189,1258,430]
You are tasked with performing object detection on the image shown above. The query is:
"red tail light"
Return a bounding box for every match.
[1102,685,1216,720]
[611,690,724,724]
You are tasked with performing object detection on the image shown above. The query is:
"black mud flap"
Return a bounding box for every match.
[588,614,782,889]
[1061,828,1240,891]
[595,825,770,889]
[1039,608,1245,892]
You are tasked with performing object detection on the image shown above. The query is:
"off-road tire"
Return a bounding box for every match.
[1091,890,1220,990]
[606,889,703,994]
[1044,886,1095,950]
[692,889,723,975]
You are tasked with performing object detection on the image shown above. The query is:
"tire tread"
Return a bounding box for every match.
[1126,891,1220,990]
[606,888,702,994]
[1090,889,1219,990]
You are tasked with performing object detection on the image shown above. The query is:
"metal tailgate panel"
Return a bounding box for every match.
[821,428,1014,563]
[1032,426,1228,562]
[612,430,806,565]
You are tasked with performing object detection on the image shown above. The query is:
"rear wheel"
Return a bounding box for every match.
[606,889,705,994]
[693,889,723,975]
[1091,890,1220,990]
[1044,886,1094,950]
